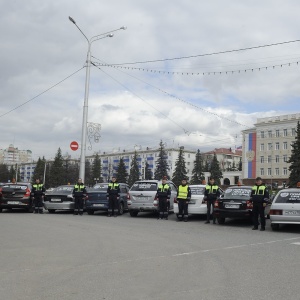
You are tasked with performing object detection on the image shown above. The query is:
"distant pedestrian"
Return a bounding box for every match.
[176,178,191,222]
[72,178,87,216]
[156,176,171,220]
[251,177,269,231]
[204,177,221,224]
[31,178,45,214]
[106,176,120,217]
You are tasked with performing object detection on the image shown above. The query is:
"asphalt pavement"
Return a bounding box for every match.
[1,210,300,300]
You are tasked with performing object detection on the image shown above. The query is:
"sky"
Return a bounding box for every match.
[1,0,300,161]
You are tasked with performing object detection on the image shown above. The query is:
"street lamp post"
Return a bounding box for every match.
[69,16,126,182]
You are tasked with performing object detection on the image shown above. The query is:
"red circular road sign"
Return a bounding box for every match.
[70,141,79,151]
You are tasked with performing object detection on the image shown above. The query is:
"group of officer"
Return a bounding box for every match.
[31,174,269,229]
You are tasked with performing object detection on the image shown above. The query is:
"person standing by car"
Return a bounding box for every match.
[251,177,270,231]
[31,178,45,214]
[72,178,87,216]
[156,176,171,220]
[204,177,221,224]
[106,176,120,217]
[176,178,191,222]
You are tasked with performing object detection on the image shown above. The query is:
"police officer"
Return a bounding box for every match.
[251,177,269,231]
[204,177,221,224]
[156,176,171,220]
[31,178,45,214]
[106,176,120,217]
[176,178,191,222]
[72,178,87,216]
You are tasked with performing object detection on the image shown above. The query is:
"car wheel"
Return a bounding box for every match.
[217,217,226,224]
[271,223,280,231]
[26,206,34,213]
[48,209,56,214]
[130,211,138,217]
[119,203,124,215]
[0,208,2,213]
[87,210,94,215]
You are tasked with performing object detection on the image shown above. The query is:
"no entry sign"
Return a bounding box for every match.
[70,141,79,151]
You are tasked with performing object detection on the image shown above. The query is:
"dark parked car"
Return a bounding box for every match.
[213,185,271,224]
[85,183,130,215]
[43,185,75,213]
[0,182,33,212]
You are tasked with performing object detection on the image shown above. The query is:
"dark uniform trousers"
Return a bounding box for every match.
[252,202,265,228]
[158,197,168,219]
[178,199,188,219]
[74,197,84,215]
[34,195,44,213]
[206,199,216,222]
[108,195,118,216]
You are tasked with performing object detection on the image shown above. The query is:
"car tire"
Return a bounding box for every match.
[26,206,34,213]
[271,223,280,231]
[87,210,94,215]
[217,217,226,224]
[118,203,124,215]
[0,208,2,213]
[130,211,138,217]
[48,209,56,214]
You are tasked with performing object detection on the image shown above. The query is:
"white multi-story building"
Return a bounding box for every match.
[242,113,300,185]
[0,144,32,165]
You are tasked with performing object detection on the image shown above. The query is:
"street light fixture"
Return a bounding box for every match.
[69,16,126,182]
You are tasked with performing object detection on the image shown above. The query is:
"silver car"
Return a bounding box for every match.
[127,180,177,217]
[269,188,300,230]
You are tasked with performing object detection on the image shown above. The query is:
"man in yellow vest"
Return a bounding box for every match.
[204,177,221,224]
[106,176,120,217]
[156,176,171,220]
[176,178,191,222]
[251,177,269,231]
[31,178,45,214]
[72,178,87,216]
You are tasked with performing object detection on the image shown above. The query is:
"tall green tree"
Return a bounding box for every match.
[210,153,223,185]
[128,151,140,186]
[92,154,103,184]
[0,164,9,182]
[288,121,300,187]
[49,148,65,187]
[85,160,93,186]
[190,149,205,184]
[32,157,46,183]
[145,162,152,180]
[154,140,169,180]
[203,160,210,172]
[116,158,128,183]
[172,147,187,187]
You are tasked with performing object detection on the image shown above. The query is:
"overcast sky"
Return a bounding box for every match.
[1,0,300,161]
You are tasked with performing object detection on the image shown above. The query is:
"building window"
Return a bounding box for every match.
[292,128,296,136]
[275,142,279,150]
[275,155,279,163]
[283,155,288,162]
[283,129,287,137]
[268,130,272,138]
[260,156,264,163]
[267,155,271,163]
[283,167,288,175]
[260,131,265,138]
[283,142,287,150]
[260,144,264,151]
[275,168,279,176]
[275,130,280,137]
[267,168,272,176]
[188,154,190,158]
[260,168,264,176]
[268,143,272,151]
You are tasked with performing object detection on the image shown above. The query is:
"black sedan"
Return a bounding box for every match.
[214,185,262,224]
[85,183,130,215]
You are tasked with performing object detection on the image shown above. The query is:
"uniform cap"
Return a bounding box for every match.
[255,177,262,181]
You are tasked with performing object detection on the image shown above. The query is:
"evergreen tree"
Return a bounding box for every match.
[116,158,128,183]
[92,154,103,184]
[32,157,46,183]
[85,160,93,186]
[210,153,223,185]
[190,149,205,184]
[154,140,169,180]
[128,151,140,186]
[203,160,210,172]
[145,162,152,180]
[49,148,65,187]
[288,121,300,187]
[68,163,79,185]
[0,164,9,182]
[9,165,20,182]
[172,147,187,187]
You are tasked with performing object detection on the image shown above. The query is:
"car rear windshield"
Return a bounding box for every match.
[93,184,108,191]
[55,186,73,192]
[223,188,251,199]
[190,187,205,195]
[130,182,157,191]
[275,192,300,203]
[2,184,27,190]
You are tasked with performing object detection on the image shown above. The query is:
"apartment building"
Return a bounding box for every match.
[0,144,32,165]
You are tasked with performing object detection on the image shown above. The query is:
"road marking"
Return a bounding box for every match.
[291,242,300,245]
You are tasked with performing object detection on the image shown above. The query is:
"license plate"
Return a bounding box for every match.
[93,204,104,207]
[284,210,300,215]
[225,204,239,209]
[51,198,62,202]
[7,201,20,205]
